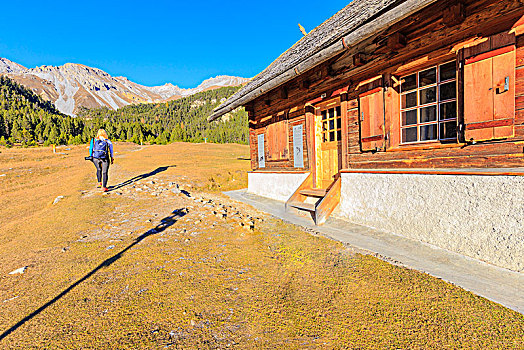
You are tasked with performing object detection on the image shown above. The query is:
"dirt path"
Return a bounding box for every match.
[1,143,523,349]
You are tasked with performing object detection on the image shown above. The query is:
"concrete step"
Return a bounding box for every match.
[287,201,316,212]
[299,188,327,198]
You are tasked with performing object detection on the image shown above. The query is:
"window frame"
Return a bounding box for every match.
[321,106,342,143]
[399,61,458,144]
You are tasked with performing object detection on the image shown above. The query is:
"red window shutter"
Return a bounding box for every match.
[359,87,385,151]
[277,119,289,159]
[464,46,515,141]
[266,119,289,160]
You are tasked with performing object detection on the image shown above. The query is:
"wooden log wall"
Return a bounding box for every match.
[249,0,524,171]
[249,108,309,171]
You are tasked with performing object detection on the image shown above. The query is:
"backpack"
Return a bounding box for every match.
[92,138,108,159]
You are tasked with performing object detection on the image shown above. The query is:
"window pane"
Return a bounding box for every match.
[439,81,456,101]
[420,86,437,105]
[329,119,335,130]
[402,92,417,109]
[328,108,334,119]
[420,124,437,141]
[419,67,437,87]
[402,110,417,126]
[440,121,457,139]
[401,74,417,92]
[323,133,328,142]
[322,121,328,131]
[402,127,417,143]
[336,106,341,117]
[440,61,456,81]
[322,111,327,120]
[329,131,335,142]
[420,105,437,123]
[337,130,341,141]
[336,117,341,129]
[440,101,457,120]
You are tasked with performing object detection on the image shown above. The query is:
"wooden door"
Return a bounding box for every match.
[464,46,515,141]
[316,105,342,189]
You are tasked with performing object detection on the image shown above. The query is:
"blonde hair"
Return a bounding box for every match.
[96,129,108,139]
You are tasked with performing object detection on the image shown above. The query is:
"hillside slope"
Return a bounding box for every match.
[0,75,76,145]
[78,86,248,145]
[0,76,247,146]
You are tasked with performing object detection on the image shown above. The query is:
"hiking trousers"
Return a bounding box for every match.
[93,158,110,188]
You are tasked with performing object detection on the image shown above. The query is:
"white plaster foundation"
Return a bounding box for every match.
[247,172,310,202]
[338,172,524,272]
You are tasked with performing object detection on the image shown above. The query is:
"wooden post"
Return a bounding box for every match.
[305,104,316,187]
[340,93,349,169]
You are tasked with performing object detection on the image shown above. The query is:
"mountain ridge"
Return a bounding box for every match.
[0,58,249,116]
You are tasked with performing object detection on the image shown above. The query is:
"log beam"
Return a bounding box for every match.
[353,53,366,67]
[443,1,465,27]
[301,80,311,90]
[387,32,407,50]
[280,86,288,99]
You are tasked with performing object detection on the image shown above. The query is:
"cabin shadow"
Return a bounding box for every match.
[0,208,188,341]
[109,165,176,191]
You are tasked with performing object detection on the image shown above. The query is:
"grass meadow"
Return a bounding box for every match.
[0,142,522,349]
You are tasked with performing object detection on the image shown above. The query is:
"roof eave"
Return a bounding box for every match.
[208,0,439,122]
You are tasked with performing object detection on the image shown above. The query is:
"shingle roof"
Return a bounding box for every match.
[209,0,437,121]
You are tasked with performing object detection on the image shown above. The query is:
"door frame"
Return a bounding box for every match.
[313,97,343,189]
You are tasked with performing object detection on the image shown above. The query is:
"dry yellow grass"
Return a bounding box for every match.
[0,142,522,349]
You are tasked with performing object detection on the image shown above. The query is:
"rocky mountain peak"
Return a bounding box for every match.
[0,58,27,74]
[0,57,248,116]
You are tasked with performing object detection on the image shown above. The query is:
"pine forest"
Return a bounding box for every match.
[0,75,248,147]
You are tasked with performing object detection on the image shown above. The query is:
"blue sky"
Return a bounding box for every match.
[0,0,350,88]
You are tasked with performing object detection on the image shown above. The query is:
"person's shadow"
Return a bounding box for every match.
[109,165,176,191]
[0,208,188,341]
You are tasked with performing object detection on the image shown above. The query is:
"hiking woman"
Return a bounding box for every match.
[89,129,114,192]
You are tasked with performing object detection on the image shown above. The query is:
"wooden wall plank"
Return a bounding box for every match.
[247,0,524,171]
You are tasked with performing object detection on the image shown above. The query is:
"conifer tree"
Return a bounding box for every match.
[0,76,248,146]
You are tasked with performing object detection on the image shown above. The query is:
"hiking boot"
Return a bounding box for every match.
[103,187,109,192]
[97,182,102,188]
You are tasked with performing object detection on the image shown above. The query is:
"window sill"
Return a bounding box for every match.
[387,141,464,152]
[266,159,290,162]
[249,170,310,174]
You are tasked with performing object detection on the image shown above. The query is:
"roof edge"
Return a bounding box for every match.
[208,0,439,122]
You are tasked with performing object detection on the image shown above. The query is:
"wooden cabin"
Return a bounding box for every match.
[209,0,524,272]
